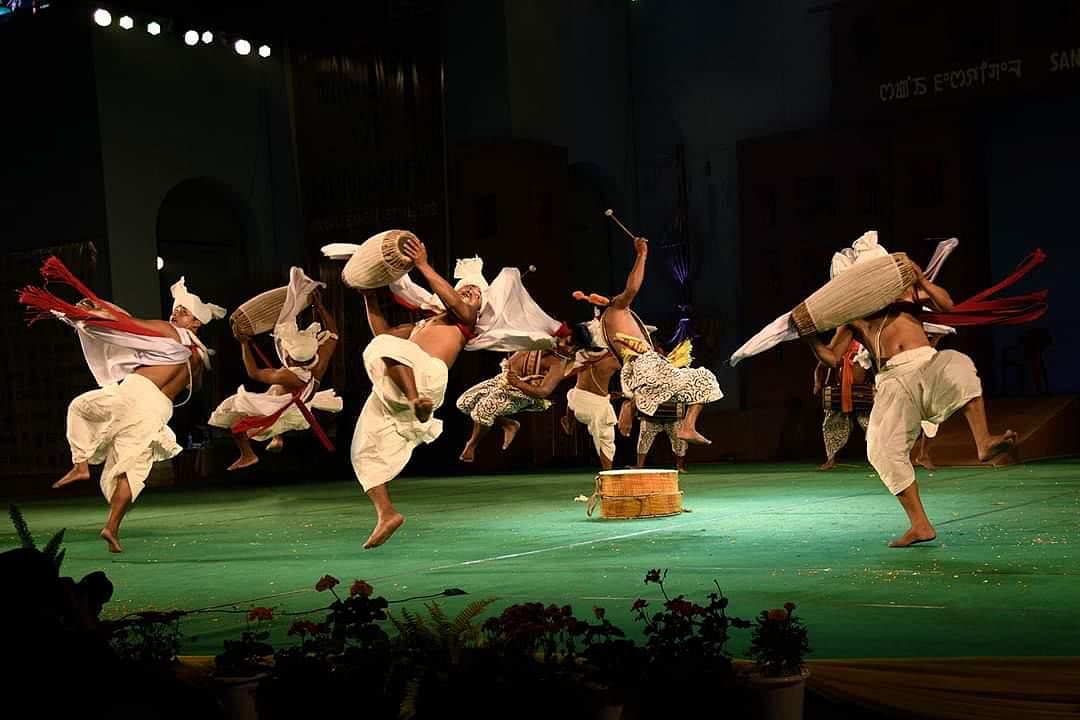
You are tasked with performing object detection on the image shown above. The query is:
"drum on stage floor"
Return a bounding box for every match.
[587,468,683,519]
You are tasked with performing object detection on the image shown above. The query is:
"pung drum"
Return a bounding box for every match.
[587,468,683,519]
[821,384,875,412]
[636,401,686,423]
[341,229,416,290]
[791,252,916,337]
[230,287,290,337]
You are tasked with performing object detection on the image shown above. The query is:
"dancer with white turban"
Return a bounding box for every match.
[802,234,1017,547]
[324,235,579,548]
[19,258,223,552]
[209,267,341,470]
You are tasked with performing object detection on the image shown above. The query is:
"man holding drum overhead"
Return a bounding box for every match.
[803,238,1017,548]
[594,222,723,447]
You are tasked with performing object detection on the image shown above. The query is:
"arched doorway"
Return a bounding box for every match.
[156,177,257,450]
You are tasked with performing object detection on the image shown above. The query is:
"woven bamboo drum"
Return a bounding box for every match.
[230,287,290,337]
[791,253,916,336]
[588,468,683,519]
[341,229,416,289]
[636,401,686,422]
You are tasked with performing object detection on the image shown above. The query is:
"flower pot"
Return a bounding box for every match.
[744,668,809,720]
[214,673,266,720]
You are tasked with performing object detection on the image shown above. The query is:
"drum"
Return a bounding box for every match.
[230,286,290,337]
[791,252,916,336]
[341,229,415,289]
[587,468,683,519]
[822,384,875,412]
[636,401,686,423]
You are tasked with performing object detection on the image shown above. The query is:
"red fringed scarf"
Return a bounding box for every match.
[840,341,861,414]
[921,249,1048,327]
[18,256,167,339]
[228,338,336,452]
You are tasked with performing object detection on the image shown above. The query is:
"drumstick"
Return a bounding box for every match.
[522,264,537,279]
[604,209,643,242]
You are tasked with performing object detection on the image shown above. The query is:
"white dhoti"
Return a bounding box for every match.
[566,387,616,462]
[66,373,181,503]
[621,351,722,416]
[351,334,448,491]
[208,383,342,440]
[867,347,981,494]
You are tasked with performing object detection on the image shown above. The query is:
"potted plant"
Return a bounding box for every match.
[743,602,811,720]
[213,606,275,720]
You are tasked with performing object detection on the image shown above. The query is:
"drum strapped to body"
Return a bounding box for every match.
[635,401,686,423]
[822,384,875,412]
[791,253,916,336]
[586,468,683,519]
[341,229,416,290]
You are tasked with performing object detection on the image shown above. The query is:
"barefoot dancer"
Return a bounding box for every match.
[457,336,584,463]
[804,243,1017,548]
[814,339,872,471]
[563,345,621,470]
[325,236,573,548]
[592,235,723,446]
[208,268,341,470]
[20,263,222,553]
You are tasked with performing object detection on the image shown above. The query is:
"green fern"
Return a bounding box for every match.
[427,601,451,637]
[450,598,496,638]
[9,505,35,549]
[7,504,66,570]
[43,529,66,563]
[398,677,422,720]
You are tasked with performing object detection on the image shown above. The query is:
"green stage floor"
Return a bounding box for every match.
[4,461,1079,658]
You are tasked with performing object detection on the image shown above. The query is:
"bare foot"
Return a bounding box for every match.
[53,463,90,489]
[915,456,937,471]
[676,464,688,473]
[459,444,476,463]
[560,415,574,436]
[501,418,521,450]
[100,527,123,553]
[266,437,284,453]
[677,428,712,446]
[888,526,937,548]
[412,397,434,423]
[363,512,404,549]
[227,455,259,471]
[819,457,837,471]
[978,430,1017,462]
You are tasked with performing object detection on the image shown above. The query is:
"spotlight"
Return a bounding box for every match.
[233,38,251,55]
[92,8,111,27]
[156,257,165,271]
[183,30,199,46]
[118,15,133,30]
[147,20,161,35]
[201,30,213,44]
[257,44,271,58]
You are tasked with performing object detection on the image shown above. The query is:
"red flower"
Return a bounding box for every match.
[632,598,648,611]
[667,599,694,616]
[767,608,788,623]
[644,569,663,584]
[593,607,605,621]
[315,575,340,592]
[247,606,273,622]
[287,620,319,636]
[350,580,374,598]
[784,602,796,612]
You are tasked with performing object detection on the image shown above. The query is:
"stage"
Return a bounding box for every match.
[6,460,1079,660]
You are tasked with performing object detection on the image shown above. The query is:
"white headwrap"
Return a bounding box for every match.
[170,277,226,325]
[830,230,889,279]
[452,256,489,307]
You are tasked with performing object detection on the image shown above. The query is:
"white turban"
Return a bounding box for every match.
[274,321,330,365]
[170,277,226,325]
[830,230,889,279]
[452,256,489,305]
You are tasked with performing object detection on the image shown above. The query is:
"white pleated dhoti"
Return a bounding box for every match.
[351,335,449,491]
[566,387,617,463]
[866,347,981,495]
[66,373,182,503]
